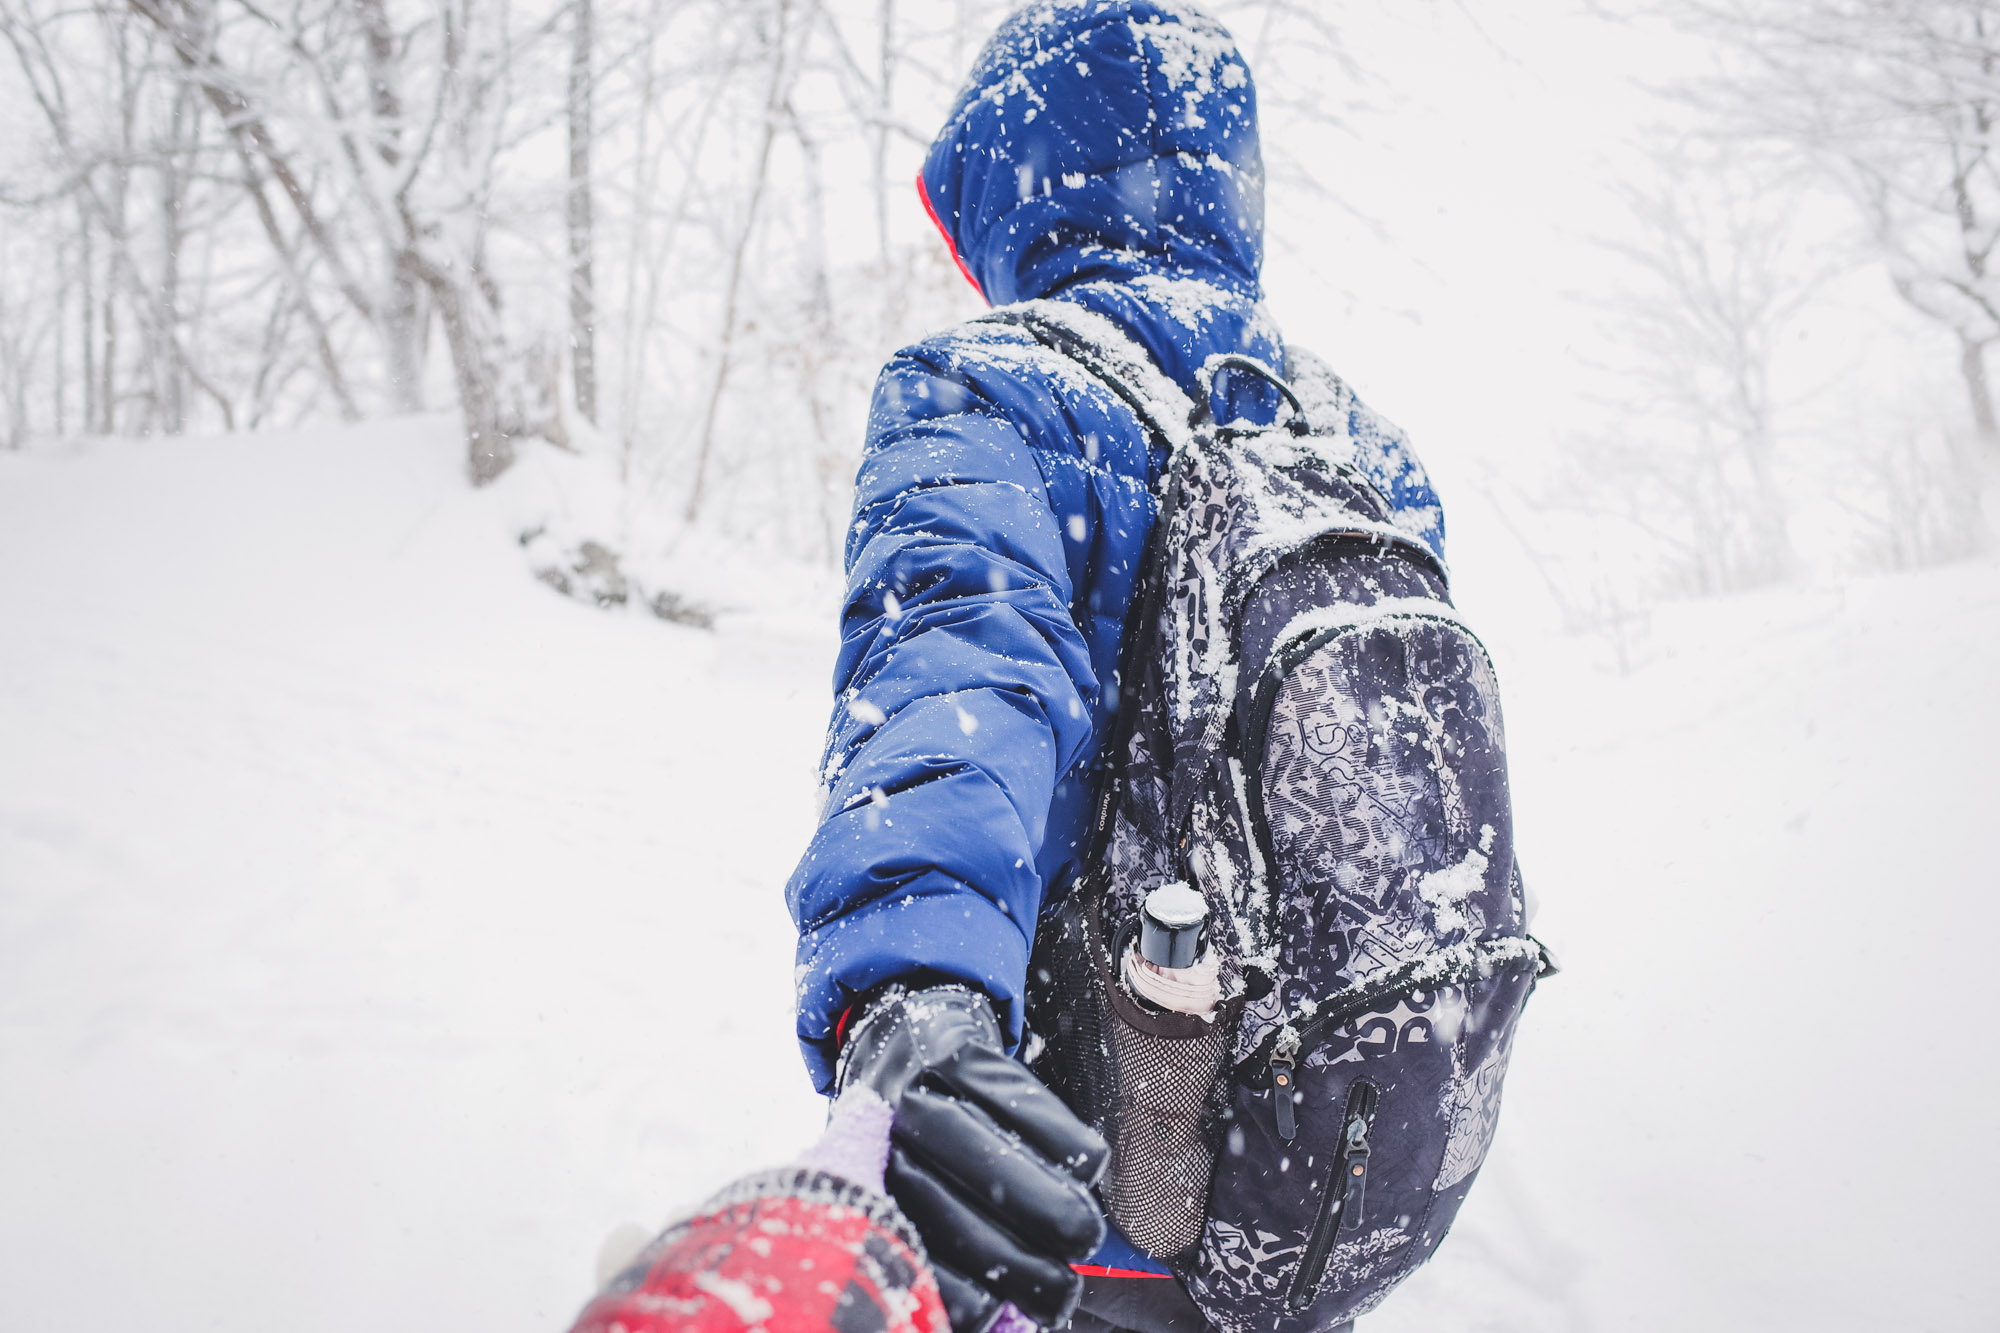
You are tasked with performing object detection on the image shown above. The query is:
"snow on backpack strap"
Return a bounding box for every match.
[975,301,1199,462]
[975,299,1210,858]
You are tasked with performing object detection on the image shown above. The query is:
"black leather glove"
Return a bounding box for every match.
[835,986,1108,1333]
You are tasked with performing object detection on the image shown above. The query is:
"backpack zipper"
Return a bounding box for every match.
[1270,1055,1298,1140]
[1285,1079,1379,1312]
[1336,1092,1376,1234]
[1247,937,1547,1138]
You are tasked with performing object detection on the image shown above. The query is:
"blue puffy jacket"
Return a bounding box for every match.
[785,0,1443,1090]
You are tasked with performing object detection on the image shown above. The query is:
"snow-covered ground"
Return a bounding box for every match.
[3,420,1996,1331]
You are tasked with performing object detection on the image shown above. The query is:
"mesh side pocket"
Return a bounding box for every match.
[1029,886,1234,1259]
[1098,995,1229,1256]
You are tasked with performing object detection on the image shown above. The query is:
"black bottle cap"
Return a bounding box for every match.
[1139,883,1208,969]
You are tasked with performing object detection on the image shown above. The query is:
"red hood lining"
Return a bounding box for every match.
[916,172,988,304]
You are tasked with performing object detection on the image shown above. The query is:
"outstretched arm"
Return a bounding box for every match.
[785,350,1099,1092]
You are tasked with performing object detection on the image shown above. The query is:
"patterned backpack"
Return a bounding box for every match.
[985,303,1555,1333]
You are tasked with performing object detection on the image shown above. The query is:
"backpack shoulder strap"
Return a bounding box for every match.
[975,303,1196,460]
[972,303,1194,882]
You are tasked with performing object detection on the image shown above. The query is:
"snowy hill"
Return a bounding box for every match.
[2,420,1996,1331]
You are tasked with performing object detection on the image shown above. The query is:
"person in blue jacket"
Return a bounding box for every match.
[786,5,1420,1331]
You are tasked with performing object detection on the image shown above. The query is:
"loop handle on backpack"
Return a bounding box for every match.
[1200,353,1307,432]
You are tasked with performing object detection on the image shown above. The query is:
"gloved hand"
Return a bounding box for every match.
[835,986,1109,1333]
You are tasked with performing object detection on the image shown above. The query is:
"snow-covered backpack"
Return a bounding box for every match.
[986,304,1555,1333]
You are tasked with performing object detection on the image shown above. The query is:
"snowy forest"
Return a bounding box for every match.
[2,0,1993,608]
[3,3,1996,1332]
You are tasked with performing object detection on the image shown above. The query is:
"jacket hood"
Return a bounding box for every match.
[920,1,1265,308]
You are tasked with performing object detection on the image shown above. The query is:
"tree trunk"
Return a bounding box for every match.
[80,204,96,432]
[616,0,668,466]
[686,0,793,522]
[53,227,66,436]
[99,272,117,433]
[382,270,425,413]
[159,79,193,433]
[356,0,425,414]
[1961,335,1998,447]
[105,11,134,433]
[568,0,596,424]
[872,0,894,266]
[411,250,517,486]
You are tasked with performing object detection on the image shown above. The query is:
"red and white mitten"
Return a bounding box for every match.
[566,1091,948,1333]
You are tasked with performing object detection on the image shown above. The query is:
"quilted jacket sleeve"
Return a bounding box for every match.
[785,345,1101,1092]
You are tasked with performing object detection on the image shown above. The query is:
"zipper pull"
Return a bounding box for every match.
[1339,1114,1371,1230]
[1271,1056,1298,1141]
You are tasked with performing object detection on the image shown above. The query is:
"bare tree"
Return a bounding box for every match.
[0,0,1395,571]
[569,0,597,424]
[3,0,233,435]
[1677,0,2000,451]
[871,0,894,265]
[1599,145,1820,586]
[684,0,803,522]
[1518,140,1825,609]
[129,0,551,481]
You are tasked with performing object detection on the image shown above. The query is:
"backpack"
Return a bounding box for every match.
[982,303,1555,1333]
